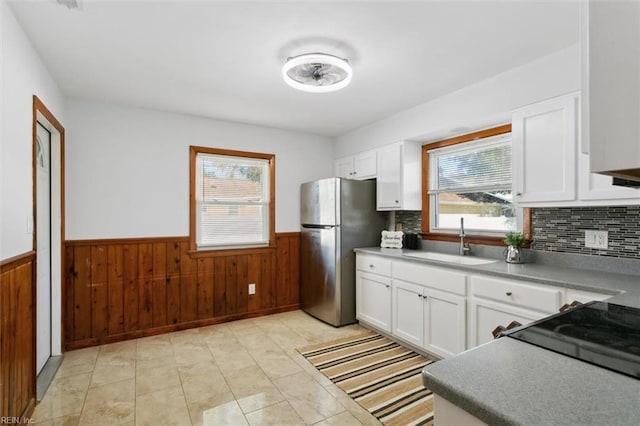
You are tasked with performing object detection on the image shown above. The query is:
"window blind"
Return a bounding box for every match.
[430,137,512,194]
[195,153,269,248]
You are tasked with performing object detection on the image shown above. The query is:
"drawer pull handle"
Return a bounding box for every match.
[506,291,513,296]
[369,264,375,268]
[492,320,522,339]
[385,284,390,289]
[418,293,422,298]
[559,300,584,312]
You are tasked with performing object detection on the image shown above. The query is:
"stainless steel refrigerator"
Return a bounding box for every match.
[300,178,385,326]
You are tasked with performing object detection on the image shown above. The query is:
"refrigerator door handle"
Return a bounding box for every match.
[302,224,336,230]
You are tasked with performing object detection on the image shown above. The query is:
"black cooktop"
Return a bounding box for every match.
[506,301,640,379]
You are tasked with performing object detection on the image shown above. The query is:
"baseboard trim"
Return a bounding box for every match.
[65,304,301,350]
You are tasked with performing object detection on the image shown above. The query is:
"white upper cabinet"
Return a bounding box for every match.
[512,93,578,205]
[513,92,640,206]
[376,141,422,210]
[334,150,377,180]
[588,0,640,179]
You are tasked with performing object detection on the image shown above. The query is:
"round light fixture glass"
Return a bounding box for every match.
[282,53,352,93]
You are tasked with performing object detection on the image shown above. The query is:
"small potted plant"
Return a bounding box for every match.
[503,232,525,264]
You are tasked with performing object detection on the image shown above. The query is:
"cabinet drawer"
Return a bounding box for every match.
[393,260,466,296]
[356,254,391,276]
[565,288,611,304]
[470,275,561,314]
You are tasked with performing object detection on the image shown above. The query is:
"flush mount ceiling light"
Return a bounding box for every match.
[56,0,82,9]
[282,53,352,93]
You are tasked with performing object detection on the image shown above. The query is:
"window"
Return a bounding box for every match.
[422,125,531,245]
[190,146,275,251]
[430,134,514,233]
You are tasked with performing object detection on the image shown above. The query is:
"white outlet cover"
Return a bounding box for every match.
[584,230,608,249]
[248,283,256,295]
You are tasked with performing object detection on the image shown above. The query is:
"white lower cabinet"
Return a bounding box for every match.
[392,279,466,358]
[356,271,392,332]
[468,299,541,347]
[356,253,613,359]
[468,275,562,347]
[434,395,488,426]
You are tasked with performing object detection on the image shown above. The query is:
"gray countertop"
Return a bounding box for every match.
[354,247,640,307]
[354,247,640,425]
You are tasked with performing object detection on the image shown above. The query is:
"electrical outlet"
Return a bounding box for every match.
[395,222,403,232]
[248,283,256,295]
[585,230,608,249]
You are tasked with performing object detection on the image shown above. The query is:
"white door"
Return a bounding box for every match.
[36,123,52,373]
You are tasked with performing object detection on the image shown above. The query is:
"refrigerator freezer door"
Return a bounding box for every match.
[300,226,341,326]
[301,178,338,226]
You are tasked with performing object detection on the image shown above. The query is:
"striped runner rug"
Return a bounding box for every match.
[298,330,436,426]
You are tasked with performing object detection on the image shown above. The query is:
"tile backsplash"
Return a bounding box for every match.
[531,206,640,259]
[394,211,422,234]
[391,207,640,261]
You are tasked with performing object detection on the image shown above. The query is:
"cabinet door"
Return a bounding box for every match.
[357,271,392,332]
[468,299,541,347]
[335,157,354,179]
[353,150,377,180]
[377,143,402,209]
[512,94,577,204]
[424,289,466,358]
[392,280,424,347]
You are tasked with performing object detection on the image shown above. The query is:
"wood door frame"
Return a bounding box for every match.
[32,96,66,364]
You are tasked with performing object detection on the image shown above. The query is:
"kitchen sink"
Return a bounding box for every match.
[403,251,497,265]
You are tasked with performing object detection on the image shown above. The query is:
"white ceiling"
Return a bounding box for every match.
[9,0,579,137]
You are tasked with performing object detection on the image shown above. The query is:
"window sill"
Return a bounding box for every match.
[188,245,276,258]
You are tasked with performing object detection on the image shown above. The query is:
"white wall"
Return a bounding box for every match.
[1,1,4,258]
[65,100,334,239]
[335,44,580,157]
[1,0,65,260]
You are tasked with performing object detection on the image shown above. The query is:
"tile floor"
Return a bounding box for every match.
[32,310,382,426]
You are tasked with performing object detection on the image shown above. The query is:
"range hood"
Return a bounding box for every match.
[591,164,640,188]
[612,177,640,188]
[586,1,640,188]
[589,134,640,187]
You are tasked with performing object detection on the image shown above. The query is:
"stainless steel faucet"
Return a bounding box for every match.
[459,217,471,256]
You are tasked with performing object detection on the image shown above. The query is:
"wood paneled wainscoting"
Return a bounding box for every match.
[64,233,301,349]
[0,252,36,419]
